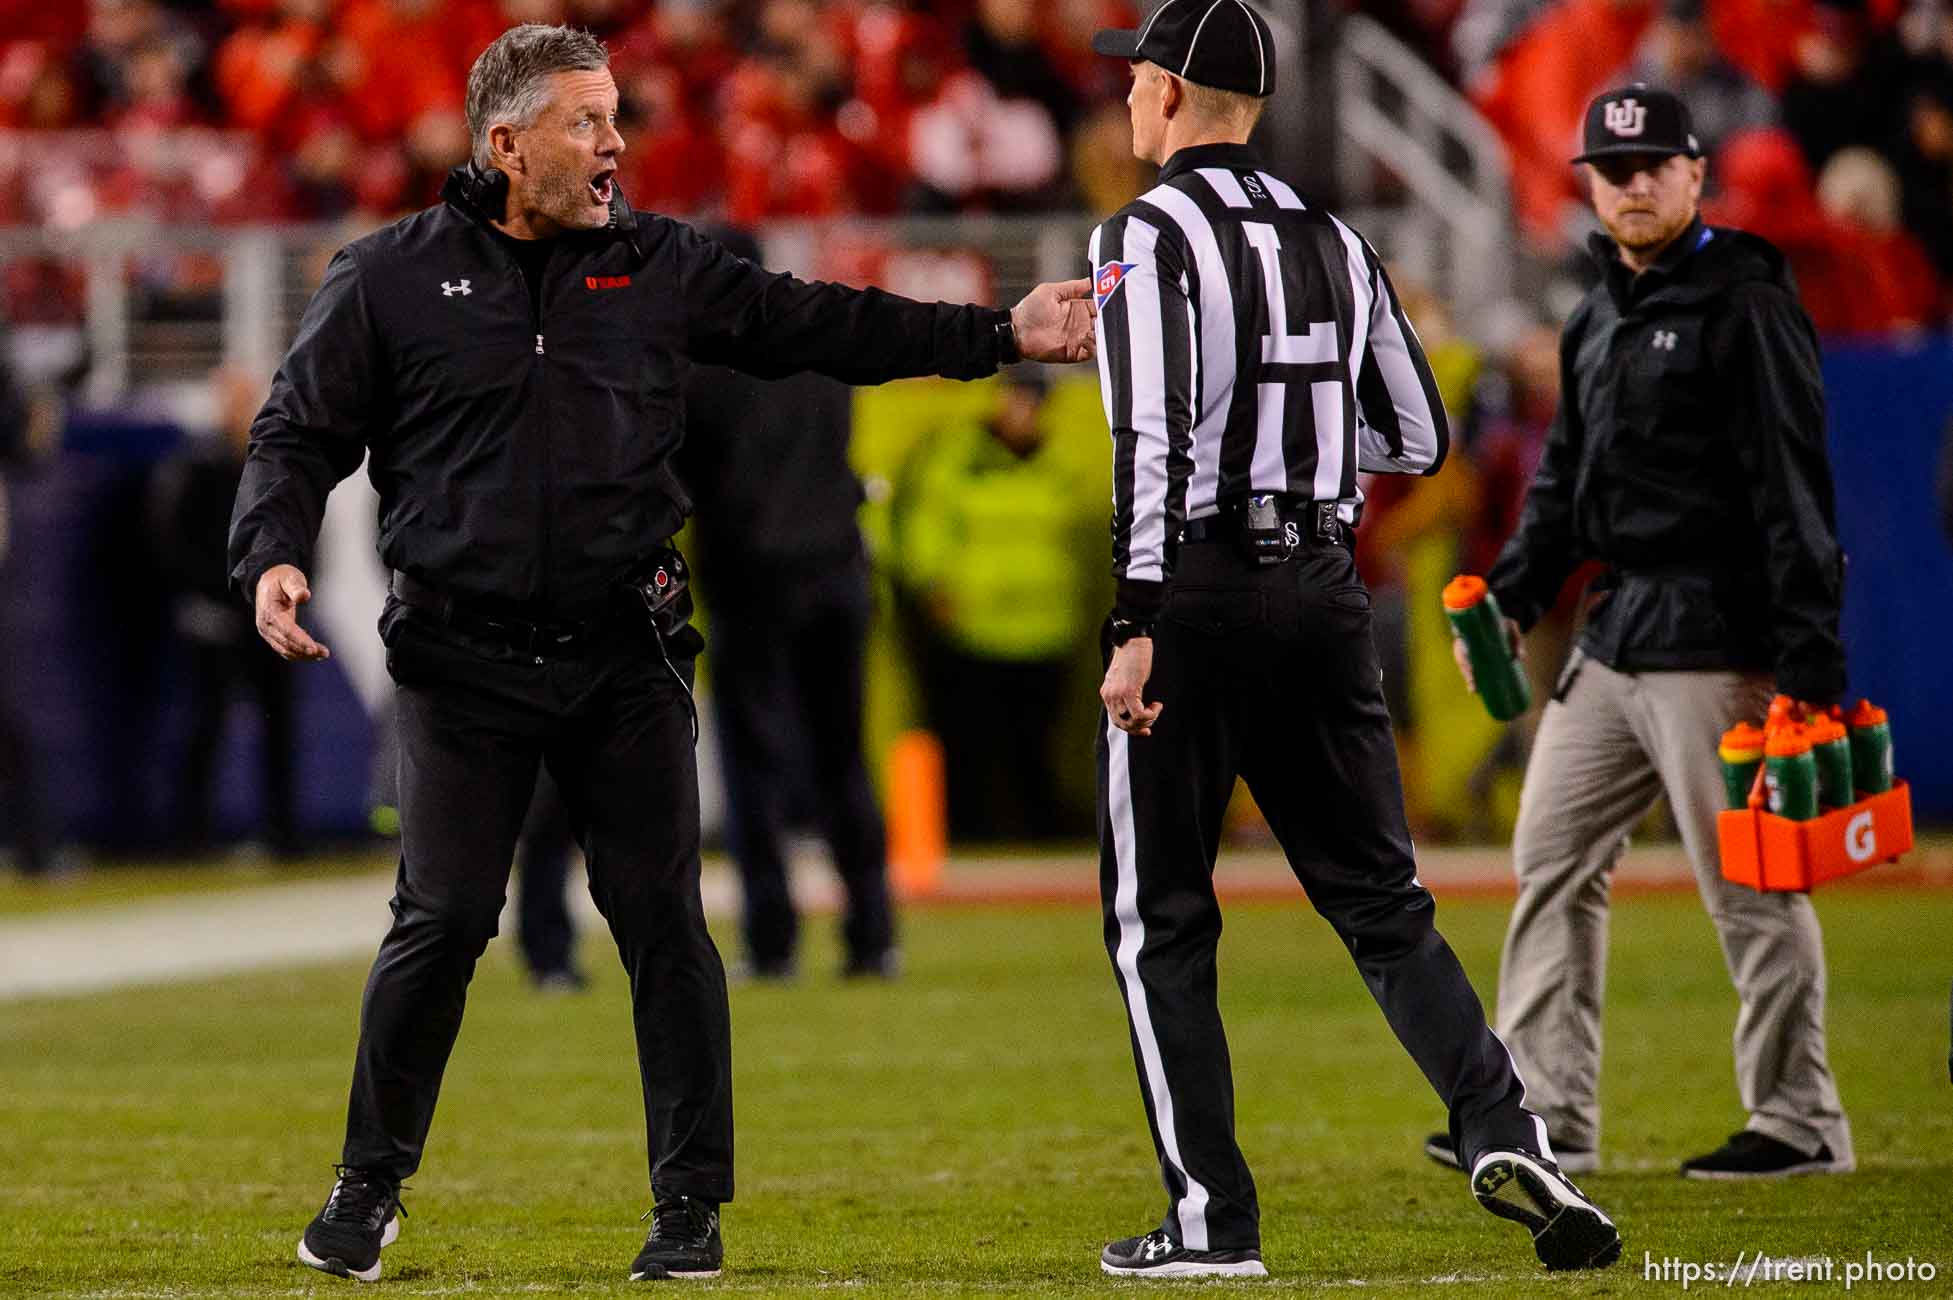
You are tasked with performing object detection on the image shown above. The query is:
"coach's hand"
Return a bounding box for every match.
[1011,279,1098,364]
[1102,639,1163,736]
[254,563,331,662]
[1451,616,1522,692]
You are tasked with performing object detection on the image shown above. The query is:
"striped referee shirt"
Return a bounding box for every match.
[1090,142,1449,622]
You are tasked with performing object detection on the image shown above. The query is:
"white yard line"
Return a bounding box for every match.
[0,864,841,1002]
[0,844,1718,1003]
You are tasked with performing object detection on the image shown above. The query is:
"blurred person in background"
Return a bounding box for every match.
[1780,0,1912,173]
[1897,70,1953,279]
[1429,85,1854,1180]
[1708,127,1934,332]
[1629,0,1776,163]
[150,367,299,860]
[512,769,585,990]
[675,226,897,984]
[0,327,71,879]
[230,22,1093,1284]
[1814,144,1943,327]
[891,368,1091,842]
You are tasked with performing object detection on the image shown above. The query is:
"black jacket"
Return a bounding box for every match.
[675,365,861,568]
[1489,219,1846,702]
[228,166,1012,617]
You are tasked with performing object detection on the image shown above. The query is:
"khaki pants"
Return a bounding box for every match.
[1496,652,1853,1163]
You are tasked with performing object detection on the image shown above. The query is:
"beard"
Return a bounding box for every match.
[533,161,609,232]
[1604,205,1691,257]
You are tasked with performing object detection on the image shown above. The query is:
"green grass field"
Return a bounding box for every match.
[3,886,1950,1297]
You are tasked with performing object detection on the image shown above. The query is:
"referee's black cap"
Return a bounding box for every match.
[1093,0,1277,99]
[1571,84,1702,164]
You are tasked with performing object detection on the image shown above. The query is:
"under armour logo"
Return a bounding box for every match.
[1651,330,1677,351]
[1604,98,1647,137]
[440,280,472,297]
[1142,1237,1174,1260]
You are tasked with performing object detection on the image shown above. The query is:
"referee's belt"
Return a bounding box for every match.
[391,571,619,657]
[1178,499,1351,547]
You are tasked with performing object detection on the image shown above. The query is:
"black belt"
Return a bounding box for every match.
[1178,500,1351,547]
[391,572,617,657]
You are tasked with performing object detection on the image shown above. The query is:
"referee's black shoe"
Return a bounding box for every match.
[629,1196,723,1280]
[1470,1150,1621,1271]
[1099,1229,1269,1278]
[297,1166,404,1283]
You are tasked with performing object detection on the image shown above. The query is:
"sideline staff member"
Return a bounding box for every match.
[230,23,1094,1285]
[1428,86,1853,1179]
[1085,1,1619,1280]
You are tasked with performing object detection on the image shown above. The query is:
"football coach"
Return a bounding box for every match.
[228,22,1094,1284]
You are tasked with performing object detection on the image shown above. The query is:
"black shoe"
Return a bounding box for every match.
[1099,1229,1268,1278]
[1680,1131,1850,1179]
[1470,1150,1621,1272]
[629,1196,723,1280]
[530,967,589,994]
[728,956,796,984]
[1425,1131,1597,1174]
[841,949,901,980]
[296,1166,404,1283]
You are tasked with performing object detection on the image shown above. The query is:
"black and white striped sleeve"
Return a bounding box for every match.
[1092,211,1197,624]
[1353,249,1448,476]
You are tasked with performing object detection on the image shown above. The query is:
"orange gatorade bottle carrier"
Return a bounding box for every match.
[1718,699,1912,892]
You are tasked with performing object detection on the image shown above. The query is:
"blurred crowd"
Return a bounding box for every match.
[1372,0,1953,333]
[0,0,1151,229]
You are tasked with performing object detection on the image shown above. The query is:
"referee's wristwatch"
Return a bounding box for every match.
[1109,616,1154,646]
[995,315,1021,365]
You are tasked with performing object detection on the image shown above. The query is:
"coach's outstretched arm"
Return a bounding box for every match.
[228,247,378,659]
[675,222,1093,382]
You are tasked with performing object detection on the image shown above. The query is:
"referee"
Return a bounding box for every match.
[1085,3,1620,1278]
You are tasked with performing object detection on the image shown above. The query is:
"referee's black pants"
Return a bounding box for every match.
[1097,538,1540,1252]
[341,598,733,1205]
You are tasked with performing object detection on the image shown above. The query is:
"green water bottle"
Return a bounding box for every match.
[1848,700,1894,794]
[1443,575,1532,722]
[1718,722,1766,809]
[1764,725,1819,820]
[1810,717,1854,810]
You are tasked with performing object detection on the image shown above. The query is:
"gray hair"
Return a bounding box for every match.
[465,24,609,169]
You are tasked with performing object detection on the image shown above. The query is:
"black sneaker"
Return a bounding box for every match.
[1470,1150,1621,1272]
[296,1166,404,1283]
[841,949,901,980]
[629,1196,723,1280]
[728,957,796,984]
[1099,1229,1269,1278]
[1425,1131,1597,1174]
[530,967,589,994]
[1680,1131,1850,1179]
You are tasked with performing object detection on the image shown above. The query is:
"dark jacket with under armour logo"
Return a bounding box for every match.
[1489,217,1846,703]
[229,166,1012,617]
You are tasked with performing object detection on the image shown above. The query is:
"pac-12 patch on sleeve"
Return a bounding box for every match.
[1095,260,1140,310]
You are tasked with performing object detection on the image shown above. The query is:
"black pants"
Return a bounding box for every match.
[0,691,52,874]
[919,644,1072,842]
[710,553,892,970]
[515,769,578,979]
[343,598,732,1203]
[179,635,296,855]
[1097,540,1538,1252]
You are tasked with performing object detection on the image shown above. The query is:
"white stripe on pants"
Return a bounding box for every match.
[1105,717,1213,1249]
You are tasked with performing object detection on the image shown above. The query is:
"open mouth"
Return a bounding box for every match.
[589,171,615,204]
